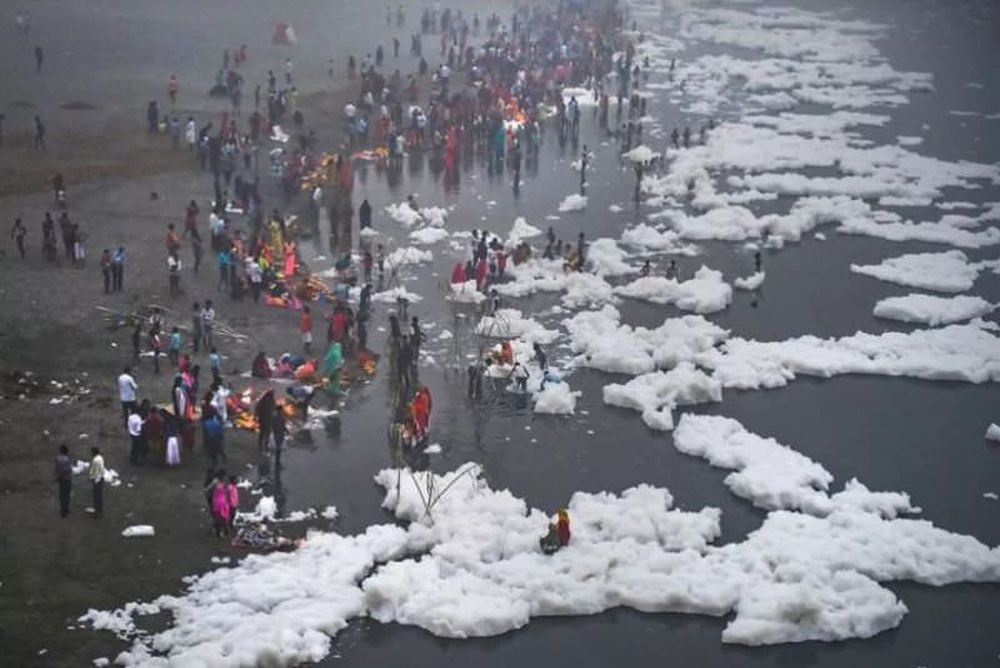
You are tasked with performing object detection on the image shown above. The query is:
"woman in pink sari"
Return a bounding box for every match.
[211,472,231,537]
[283,240,297,278]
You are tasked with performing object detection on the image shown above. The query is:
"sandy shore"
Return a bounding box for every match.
[0,12,395,665]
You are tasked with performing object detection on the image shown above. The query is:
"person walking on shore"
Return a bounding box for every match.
[359,199,372,229]
[33,115,46,151]
[167,74,179,105]
[88,447,106,519]
[55,444,73,518]
[117,366,138,424]
[111,246,125,290]
[99,249,112,292]
[255,389,275,453]
[128,405,145,465]
[191,302,203,353]
[10,218,26,259]
[201,301,216,350]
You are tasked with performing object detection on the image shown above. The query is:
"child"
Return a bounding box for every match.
[300,305,312,353]
[209,347,222,383]
[168,327,182,365]
[210,471,230,537]
[226,475,239,533]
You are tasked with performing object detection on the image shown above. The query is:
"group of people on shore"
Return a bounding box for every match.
[44,0,644,542]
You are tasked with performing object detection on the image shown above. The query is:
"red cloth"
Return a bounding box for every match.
[475,259,487,288]
[331,312,346,342]
[557,516,570,547]
[450,263,465,284]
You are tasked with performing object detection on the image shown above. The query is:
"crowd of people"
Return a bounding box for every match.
[40,0,648,551]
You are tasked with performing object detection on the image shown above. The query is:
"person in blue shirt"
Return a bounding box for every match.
[111,246,125,291]
[209,347,222,383]
[217,247,232,291]
[168,327,182,365]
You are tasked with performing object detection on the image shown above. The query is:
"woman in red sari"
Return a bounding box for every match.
[411,386,432,441]
[283,240,296,278]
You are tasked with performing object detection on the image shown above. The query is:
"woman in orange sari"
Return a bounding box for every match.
[411,386,431,441]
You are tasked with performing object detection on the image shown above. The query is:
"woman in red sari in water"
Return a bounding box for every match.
[410,386,432,441]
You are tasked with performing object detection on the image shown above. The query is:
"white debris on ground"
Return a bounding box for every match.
[237,496,278,524]
[985,424,1000,442]
[387,246,434,267]
[72,460,121,487]
[446,280,486,304]
[733,271,765,290]
[850,250,984,292]
[532,380,581,415]
[557,193,588,212]
[80,525,410,667]
[622,144,661,163]
[121,526,155,538]
[873,294,995,326]
[409,227,449,245]
[371,287,424,305]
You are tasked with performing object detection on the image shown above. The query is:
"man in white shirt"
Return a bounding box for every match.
[246,259,263,304]
[211,383,231,426]
[127,407,145,465]
[117,366,138,424]
[88,447,106,519]
[201,301,216,349]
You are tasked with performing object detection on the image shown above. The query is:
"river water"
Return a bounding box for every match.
[263,0,1000,665]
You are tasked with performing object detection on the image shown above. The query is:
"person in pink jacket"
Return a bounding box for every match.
[210,472,231,538]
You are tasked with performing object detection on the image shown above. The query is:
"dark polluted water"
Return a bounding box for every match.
[262,0,1000,665]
